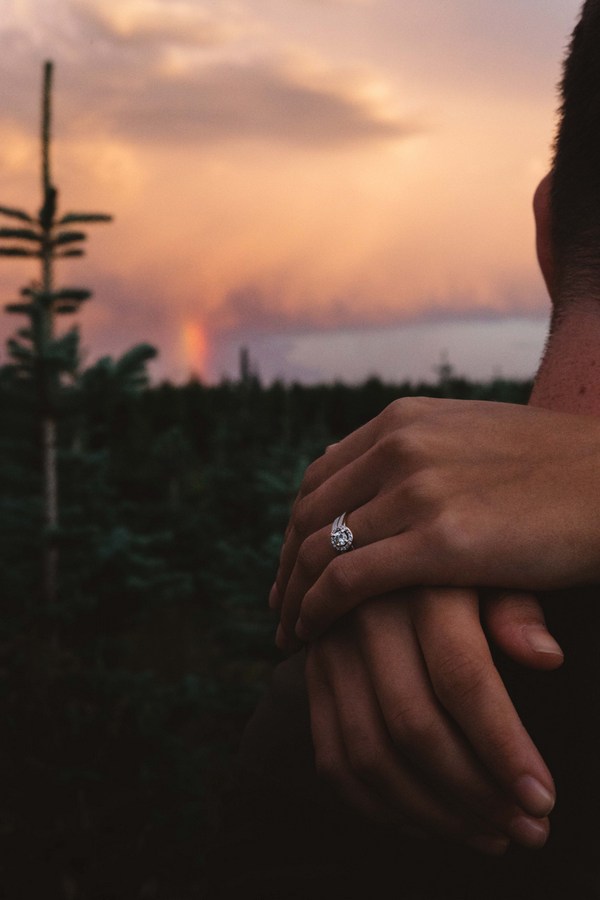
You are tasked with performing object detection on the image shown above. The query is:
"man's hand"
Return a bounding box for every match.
[306,589,561,852]
[270,398,600,642]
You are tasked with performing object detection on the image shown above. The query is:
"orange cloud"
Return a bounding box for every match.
[71,0,242,47]
[0,0,581,384]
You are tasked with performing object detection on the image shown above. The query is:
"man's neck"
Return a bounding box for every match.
[531,295,600,414]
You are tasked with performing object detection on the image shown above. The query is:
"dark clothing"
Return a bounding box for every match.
[208,589,600,899]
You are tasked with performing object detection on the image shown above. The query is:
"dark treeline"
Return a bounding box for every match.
[0,362,532,898]
[0,60,537,897]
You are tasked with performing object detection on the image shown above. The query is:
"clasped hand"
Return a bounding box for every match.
[271,397,600,641]
[306,588,560,852]
[268,397,600,850]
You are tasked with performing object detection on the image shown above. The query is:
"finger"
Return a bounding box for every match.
[295,524,572,643]
[278,491,412,647]
[356,595,539,842]
[278,525,338,649]
[412,589,556,827]
[319,627,510,851]
[482,591,564,671]
[295,530,444,641]
[305,645,401,825]
[273,436,385,611]
[273,396,439,610]
[270,523,297,612]
[273,443,384,616]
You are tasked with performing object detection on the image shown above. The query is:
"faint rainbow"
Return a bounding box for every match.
[181,320,208,379]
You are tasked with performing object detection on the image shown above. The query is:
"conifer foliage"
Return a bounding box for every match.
[0,63,535,900]
[0,61,112,606]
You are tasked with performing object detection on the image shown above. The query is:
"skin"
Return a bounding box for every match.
[274,397,600,639]
[305,591,558,852]
[270,172,600,851]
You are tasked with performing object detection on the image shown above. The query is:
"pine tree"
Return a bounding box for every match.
[0,61,111,605]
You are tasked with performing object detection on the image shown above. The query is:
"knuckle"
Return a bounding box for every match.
[377,429,441,486]
[377,431,404,466]
[428,509,477,573]
[382,396,433,426]
[376,428,420,468]
[398,424,428,461]
[431,649,491,709]
[379,397,406,426]
[402,468,443,509]
[387,699,438,749]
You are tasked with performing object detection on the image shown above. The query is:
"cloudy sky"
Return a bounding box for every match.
[0,0,584,383]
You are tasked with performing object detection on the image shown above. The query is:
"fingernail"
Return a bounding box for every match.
[515,775,555,817]
[524,625,564,657]
[295,619,310,642]
[509,815,549,849]
[467,835,510,856]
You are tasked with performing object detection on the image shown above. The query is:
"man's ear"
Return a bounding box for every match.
[533,172,557,303]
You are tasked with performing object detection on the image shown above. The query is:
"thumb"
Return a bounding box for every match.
[482,591,564,671]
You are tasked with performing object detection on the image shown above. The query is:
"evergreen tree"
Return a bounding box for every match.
[0,61,111,605]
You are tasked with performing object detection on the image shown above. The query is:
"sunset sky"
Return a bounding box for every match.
[0,0,584,383]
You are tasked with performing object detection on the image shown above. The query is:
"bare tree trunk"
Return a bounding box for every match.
[42,417,58,605]
[42,61,52,196]
[40,61,58,607]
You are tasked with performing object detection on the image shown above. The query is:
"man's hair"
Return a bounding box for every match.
[553,0,600,291]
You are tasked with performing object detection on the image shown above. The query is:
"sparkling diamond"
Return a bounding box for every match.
[331,524,353,552]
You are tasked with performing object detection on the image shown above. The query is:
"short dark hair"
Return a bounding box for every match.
[552,0,600,293]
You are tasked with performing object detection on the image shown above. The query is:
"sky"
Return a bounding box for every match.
[0,0,585,384]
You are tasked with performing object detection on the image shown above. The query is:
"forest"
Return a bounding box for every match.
[0,61,535,899]
[0,359,533,898]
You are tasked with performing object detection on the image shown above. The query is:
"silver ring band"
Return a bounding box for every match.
[331,513,354,553]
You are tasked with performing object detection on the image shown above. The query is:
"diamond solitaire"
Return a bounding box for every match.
[331,513,354,553]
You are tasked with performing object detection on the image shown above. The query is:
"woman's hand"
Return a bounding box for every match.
[271,398,600,642]
[306,588,559,852]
